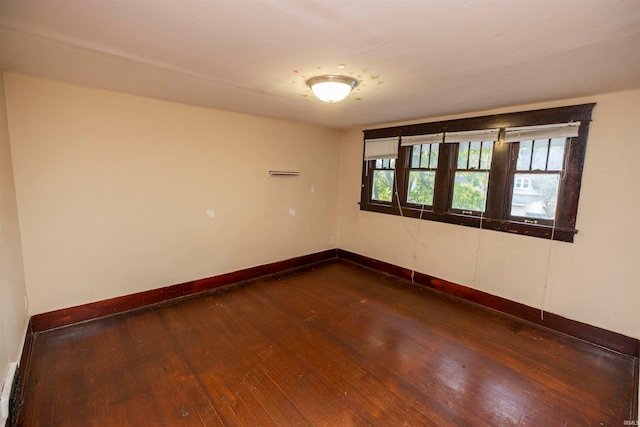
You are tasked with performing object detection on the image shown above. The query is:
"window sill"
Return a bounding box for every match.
[359,202,577,242]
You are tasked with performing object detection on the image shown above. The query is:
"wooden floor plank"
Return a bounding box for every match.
[19,261,637,426]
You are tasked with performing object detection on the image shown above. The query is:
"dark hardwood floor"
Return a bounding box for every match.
[19,261,637,426]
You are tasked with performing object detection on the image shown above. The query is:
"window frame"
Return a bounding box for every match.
[507,137,568,226]
[405,142,439,208]
[359,104,595,242]
[450,140,494,216]
[370,158,397,203]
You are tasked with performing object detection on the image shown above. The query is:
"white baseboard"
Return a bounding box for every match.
[1,362,18,427]
[1,317,31,427]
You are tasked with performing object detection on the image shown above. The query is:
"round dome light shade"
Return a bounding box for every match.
[306,75,358,103]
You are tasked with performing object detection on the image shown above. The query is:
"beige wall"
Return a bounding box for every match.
[0,74,28,376]
[337,90,640,340]
[4,73,340,315]
[3,71,639,344]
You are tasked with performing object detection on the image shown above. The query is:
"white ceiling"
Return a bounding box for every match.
[1,0,639,129]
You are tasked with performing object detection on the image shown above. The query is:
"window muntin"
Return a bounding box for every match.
[452,141,494,213]
[407,143,438,206]
[371,158,395,202]
[516,138,566,171]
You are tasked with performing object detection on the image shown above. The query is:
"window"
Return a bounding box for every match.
[360,104,595,242]
[371,158,396,202]
[407,143,439,206]
[363,136,399,204]
[401,133,443,208]
[451,141,493,214]
[514,177,531,189]
[510,139,565,222]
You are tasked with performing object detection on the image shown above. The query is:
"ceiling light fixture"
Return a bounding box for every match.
[306,75,358,103]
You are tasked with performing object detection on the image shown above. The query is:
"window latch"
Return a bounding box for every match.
[524,219,538,224]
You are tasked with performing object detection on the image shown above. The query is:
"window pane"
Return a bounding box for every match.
[531,139,549,170]
[480,141,493,170]
[516,141,532,170]
[547,138,566,171]
[510,173,560,220]
[457,142,469,169]
[390,158,396,169]
[452,171,489,212]
[407,171,435,205]
[375,159,383,168]
[420,144,430,167]
[411,145,421,168]
[429,143,439,168]
[468,141,481,169]
[372,170,394,202]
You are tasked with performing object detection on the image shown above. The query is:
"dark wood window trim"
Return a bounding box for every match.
[360,104,595,242]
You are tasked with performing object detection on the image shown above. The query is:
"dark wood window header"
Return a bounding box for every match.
[363,103,596,140]
[360,103,596,242]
